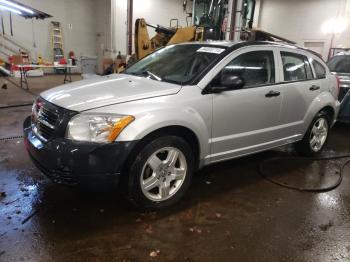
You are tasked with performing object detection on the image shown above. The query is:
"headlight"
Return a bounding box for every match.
[66,114,135,143]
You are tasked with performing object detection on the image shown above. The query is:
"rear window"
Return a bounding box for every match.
[281,52,313,81]
[312,60,326,78]
[327,55,350,74]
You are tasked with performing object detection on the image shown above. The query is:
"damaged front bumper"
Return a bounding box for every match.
[23,116,137,187]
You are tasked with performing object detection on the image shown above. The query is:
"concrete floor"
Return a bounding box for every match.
[0,76,350,262]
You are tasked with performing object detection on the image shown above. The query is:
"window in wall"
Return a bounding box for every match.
[281,52,314,81]
[221,51,275,88]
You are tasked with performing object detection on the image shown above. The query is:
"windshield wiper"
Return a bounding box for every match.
[142,70,162,81]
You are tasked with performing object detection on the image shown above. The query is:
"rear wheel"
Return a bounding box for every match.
[295,111,330,156]
[124,136,194,210]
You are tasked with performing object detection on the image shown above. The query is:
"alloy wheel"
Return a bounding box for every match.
[309,118,328,152]
[140,147,187,201]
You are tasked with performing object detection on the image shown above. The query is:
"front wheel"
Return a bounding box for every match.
[124,136,194,210]
[295,111,330,156]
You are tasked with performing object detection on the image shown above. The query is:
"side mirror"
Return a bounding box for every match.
[221,74,245,90]
[210,74,245,93]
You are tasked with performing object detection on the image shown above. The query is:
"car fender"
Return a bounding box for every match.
[118,106,210,160]
[87,89,212,161]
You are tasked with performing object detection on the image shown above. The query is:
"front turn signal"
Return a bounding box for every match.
[107,115,135,142]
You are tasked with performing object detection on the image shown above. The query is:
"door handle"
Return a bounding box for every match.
[265,90,281,98]
[309,85,320,91]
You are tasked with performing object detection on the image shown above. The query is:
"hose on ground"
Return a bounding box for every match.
[258,154,350,192]
[0,103,33,109]
[0,135,24,141]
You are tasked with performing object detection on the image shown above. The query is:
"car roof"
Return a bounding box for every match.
[179,40,322,59]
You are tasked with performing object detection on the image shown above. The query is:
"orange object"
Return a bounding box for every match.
[107,116,135,142]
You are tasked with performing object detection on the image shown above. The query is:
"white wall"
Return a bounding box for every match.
[257,0,350,60]
[0,0,98,61]
[96,0,112,73]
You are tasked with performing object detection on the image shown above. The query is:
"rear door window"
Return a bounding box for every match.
[281,52,313,81]
[312,60,326,78]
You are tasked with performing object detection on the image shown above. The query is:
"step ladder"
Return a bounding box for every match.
[50,21,64,63]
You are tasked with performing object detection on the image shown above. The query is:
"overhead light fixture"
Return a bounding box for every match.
[0,0,34,14]
[321,17,348,34]
[0,4,21,15]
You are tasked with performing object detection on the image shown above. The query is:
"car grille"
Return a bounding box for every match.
[32,99,60,141]
[41,107,59,126]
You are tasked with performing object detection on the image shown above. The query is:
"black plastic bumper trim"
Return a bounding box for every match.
[23,116,138,186]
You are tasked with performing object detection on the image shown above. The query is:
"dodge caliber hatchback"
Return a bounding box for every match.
[24,41,340,209]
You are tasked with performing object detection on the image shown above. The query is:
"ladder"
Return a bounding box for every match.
[50,21,64,63]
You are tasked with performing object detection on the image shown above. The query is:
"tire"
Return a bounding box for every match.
[295,111,330,157]
[124,136,194,210]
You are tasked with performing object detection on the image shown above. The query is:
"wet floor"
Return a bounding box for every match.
[1,78,350,261]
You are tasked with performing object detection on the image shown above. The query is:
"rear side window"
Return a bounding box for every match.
[312,60,326,79]
[281,52,314,81]
[222,51,275,88]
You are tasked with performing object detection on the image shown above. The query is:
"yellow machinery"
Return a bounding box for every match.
[135,18,204,60]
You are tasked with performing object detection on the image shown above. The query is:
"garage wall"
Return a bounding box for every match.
[96,0,112,74]
[257,0,350,60]
[1,0,97,61]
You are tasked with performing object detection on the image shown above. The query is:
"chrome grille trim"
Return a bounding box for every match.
[32,101,60,141]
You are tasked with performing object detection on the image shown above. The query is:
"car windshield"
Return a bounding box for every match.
[327,55,350,73]
[124,44,227,85]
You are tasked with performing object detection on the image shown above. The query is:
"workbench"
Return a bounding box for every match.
[17,64,77,90]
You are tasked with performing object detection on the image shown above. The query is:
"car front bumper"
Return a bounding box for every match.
[23,116,137,187]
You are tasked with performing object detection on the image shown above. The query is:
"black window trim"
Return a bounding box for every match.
[304,56,315,79]
[311,59,327,80]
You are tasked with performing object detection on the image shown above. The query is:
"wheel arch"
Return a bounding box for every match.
[123,125,202,176]
[304,92,338,128]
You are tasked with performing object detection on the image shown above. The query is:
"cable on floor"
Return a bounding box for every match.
[258,154,350,192]
[0,135,24,141]
[0,103,33,109]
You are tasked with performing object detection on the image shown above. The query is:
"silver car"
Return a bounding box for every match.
[24,41,340,209]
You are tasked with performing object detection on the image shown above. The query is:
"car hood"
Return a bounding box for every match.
[41,74,181,111]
